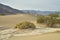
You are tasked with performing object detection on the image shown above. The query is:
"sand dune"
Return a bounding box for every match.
[0,14,36,27]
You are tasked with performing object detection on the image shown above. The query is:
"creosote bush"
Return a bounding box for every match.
[0,14,5,16]
[15,21,36,29]
[37,14,60,27]
[37,16,45,23]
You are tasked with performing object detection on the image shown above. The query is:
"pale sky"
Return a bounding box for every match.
[0,0,60,11]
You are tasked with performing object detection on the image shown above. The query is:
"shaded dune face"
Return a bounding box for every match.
[9,32,60,40]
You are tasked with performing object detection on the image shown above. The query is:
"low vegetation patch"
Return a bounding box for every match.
[0,14,5,16]
[37,14,60,28]
[15,21,36,29]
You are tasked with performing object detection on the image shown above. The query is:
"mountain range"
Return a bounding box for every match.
[0,3,60,15]
[0,3,24,15]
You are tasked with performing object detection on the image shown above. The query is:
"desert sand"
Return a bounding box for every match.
[0,14,36,27]
[9,32,60,40]
[0,14,60,40]
[0,14,46,28]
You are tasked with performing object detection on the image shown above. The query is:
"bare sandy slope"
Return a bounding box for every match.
[0,14,36,27]
[9,32,60,40]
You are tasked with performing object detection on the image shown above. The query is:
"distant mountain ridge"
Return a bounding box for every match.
[0,3,24,15]
[22,10,60,15]
[0,3,60,15]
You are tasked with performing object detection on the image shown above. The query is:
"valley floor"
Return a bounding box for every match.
[0,14,60,40]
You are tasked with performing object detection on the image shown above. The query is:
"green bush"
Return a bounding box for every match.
[0,14,5,16]
[37,16,58,27]
[56,19,60,24]
[15,21,36,29]
[37,16,45,23]
[46,16,57,27]
[48,14,59,17]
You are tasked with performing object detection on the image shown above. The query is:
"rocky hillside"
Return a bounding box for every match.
[0,3,24,15]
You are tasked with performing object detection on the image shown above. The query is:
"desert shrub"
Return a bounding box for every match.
[0,14,5,16]
[37,16,45,23]
[46,16,57,27]
[37,14,60,28]
[37,15,58,27]
[48,14,59,17]
[15,21,36,29]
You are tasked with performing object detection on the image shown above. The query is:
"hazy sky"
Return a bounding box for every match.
[0,0,60,11]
